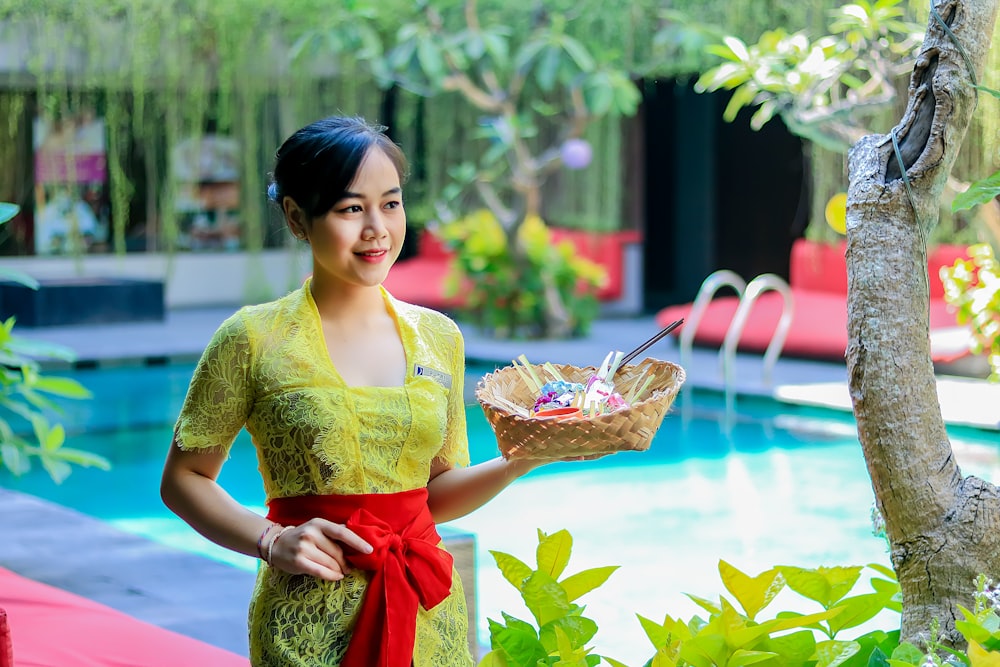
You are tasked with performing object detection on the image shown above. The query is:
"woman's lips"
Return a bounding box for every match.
[357,249,389,263]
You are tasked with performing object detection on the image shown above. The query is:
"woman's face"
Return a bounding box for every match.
[296,147,406,290]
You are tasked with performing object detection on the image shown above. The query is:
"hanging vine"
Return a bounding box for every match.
[0,0,995,267]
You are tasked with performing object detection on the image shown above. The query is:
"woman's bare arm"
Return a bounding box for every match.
[425,455,543,523]
[160,441,372,580]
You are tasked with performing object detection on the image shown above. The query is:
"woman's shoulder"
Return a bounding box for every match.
[235,285,308,327]
[390,296,462,339]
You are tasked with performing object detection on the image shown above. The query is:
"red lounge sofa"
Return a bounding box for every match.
[0,566,249,667]
[655,238,973,363]
[382,228,641,311]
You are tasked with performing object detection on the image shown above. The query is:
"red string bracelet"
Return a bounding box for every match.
[256,522,279,560]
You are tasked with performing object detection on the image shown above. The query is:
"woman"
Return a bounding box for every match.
[160,116,554,666]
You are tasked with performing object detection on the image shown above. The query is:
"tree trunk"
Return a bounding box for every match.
[846,0,1000,647]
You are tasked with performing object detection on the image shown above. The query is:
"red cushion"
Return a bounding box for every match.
[550,229,641,301]
[0,567,249,667]
[789,239,971,300]
[789,238,848,294]
[382,256,466,310]
[415,229,453,260]
[656,289,962,362]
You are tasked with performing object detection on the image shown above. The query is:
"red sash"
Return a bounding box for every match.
[266,488,454,667]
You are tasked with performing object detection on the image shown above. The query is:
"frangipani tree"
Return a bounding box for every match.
[845,0,1000,647]
[679,0,1000,245]
[298,0,640,338]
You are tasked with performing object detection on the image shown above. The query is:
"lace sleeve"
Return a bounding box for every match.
[437,323,470,468]
[173,311,253,455]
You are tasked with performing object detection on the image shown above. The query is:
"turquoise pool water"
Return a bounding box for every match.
[5,363,1000,663]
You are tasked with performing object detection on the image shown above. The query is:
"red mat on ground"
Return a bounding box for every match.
[0,566,248,667]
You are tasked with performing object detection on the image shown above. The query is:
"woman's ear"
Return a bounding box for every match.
[283,197,308,240]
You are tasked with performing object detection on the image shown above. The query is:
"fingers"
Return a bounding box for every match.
[314,520,374,556]
[268,520,372,582]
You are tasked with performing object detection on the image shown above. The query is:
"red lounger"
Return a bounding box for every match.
[0,566,249,667]
[656,239,972,363]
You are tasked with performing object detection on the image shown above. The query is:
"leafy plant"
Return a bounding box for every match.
[622,561,902,667]
[940,243,1000,382]
[689,0,922,153]
[372,0,640,338]
[478,528,618,666]
[479,528,908,667]
[436,210,605,339]
[0,204,108,482]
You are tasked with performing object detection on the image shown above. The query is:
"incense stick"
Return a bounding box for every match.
[619,318,684,367]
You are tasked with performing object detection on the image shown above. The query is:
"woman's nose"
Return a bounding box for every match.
[363,211,388,239]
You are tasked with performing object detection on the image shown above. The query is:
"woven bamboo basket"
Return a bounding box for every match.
[475,358,686,460]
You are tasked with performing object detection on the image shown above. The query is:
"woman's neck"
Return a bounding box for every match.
[309,276,385,324]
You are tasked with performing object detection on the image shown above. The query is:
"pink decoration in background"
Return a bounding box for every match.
[560,138,593,170]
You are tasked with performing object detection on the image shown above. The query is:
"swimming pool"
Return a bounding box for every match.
[5,363,1000,663]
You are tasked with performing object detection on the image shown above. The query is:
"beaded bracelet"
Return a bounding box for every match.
[256,522,279,561]
[265,526,293,566]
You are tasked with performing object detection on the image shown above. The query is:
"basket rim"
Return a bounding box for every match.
[475,358,686,425]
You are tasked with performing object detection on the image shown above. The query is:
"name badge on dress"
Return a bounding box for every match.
[413,364,452,389]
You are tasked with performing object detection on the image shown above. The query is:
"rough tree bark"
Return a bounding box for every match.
[846,0,1000,647]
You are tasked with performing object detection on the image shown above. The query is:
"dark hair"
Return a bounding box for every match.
[267,116,408,219]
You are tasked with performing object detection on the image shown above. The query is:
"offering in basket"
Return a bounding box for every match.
[476,320,686,460]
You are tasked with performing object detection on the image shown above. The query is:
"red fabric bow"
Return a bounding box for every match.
[266,489,454,667]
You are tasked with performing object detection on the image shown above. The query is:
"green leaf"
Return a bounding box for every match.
[952,170,1000,212]
[560,565,618,603]
[6,336,78,362]
[494,625,546,666]
[602,659,630,667]
[680,634,728,667]
[975,84,1000,100]
[535,45,562,92]
[814,640,861,667]
[416,38,445,80]
[1,441,31,475]
[43,422,66,451]
[956,620,994,645]
[476,649,509,667]
[539,615,598,652]
[686,593,722,616]
[780,566,862,608]
[719,561,784,620]
[560,35,595,73]
[888,642,924,666]
[828,592,897,635]
[0,267,39,289]
[765,630,817,663]
[522,571,572,626]
[865,646,891,667]
[40,455,73,485]
[48,446,111,470]
[537,529,572,579]
[0,202,19,224]
[491,550,533,591]
[730,649,778,667]
[30,375,93,399]
[637,614,673,649]
[722,85,759,123]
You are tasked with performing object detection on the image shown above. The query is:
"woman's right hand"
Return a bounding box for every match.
[268,519,374,581]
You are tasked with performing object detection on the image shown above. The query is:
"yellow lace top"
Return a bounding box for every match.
[174,280,473,666]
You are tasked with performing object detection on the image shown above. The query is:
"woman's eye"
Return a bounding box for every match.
[385,201,402,210]
[340,205,363,214]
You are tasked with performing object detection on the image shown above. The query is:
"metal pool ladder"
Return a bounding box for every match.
[679,270,795,392]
